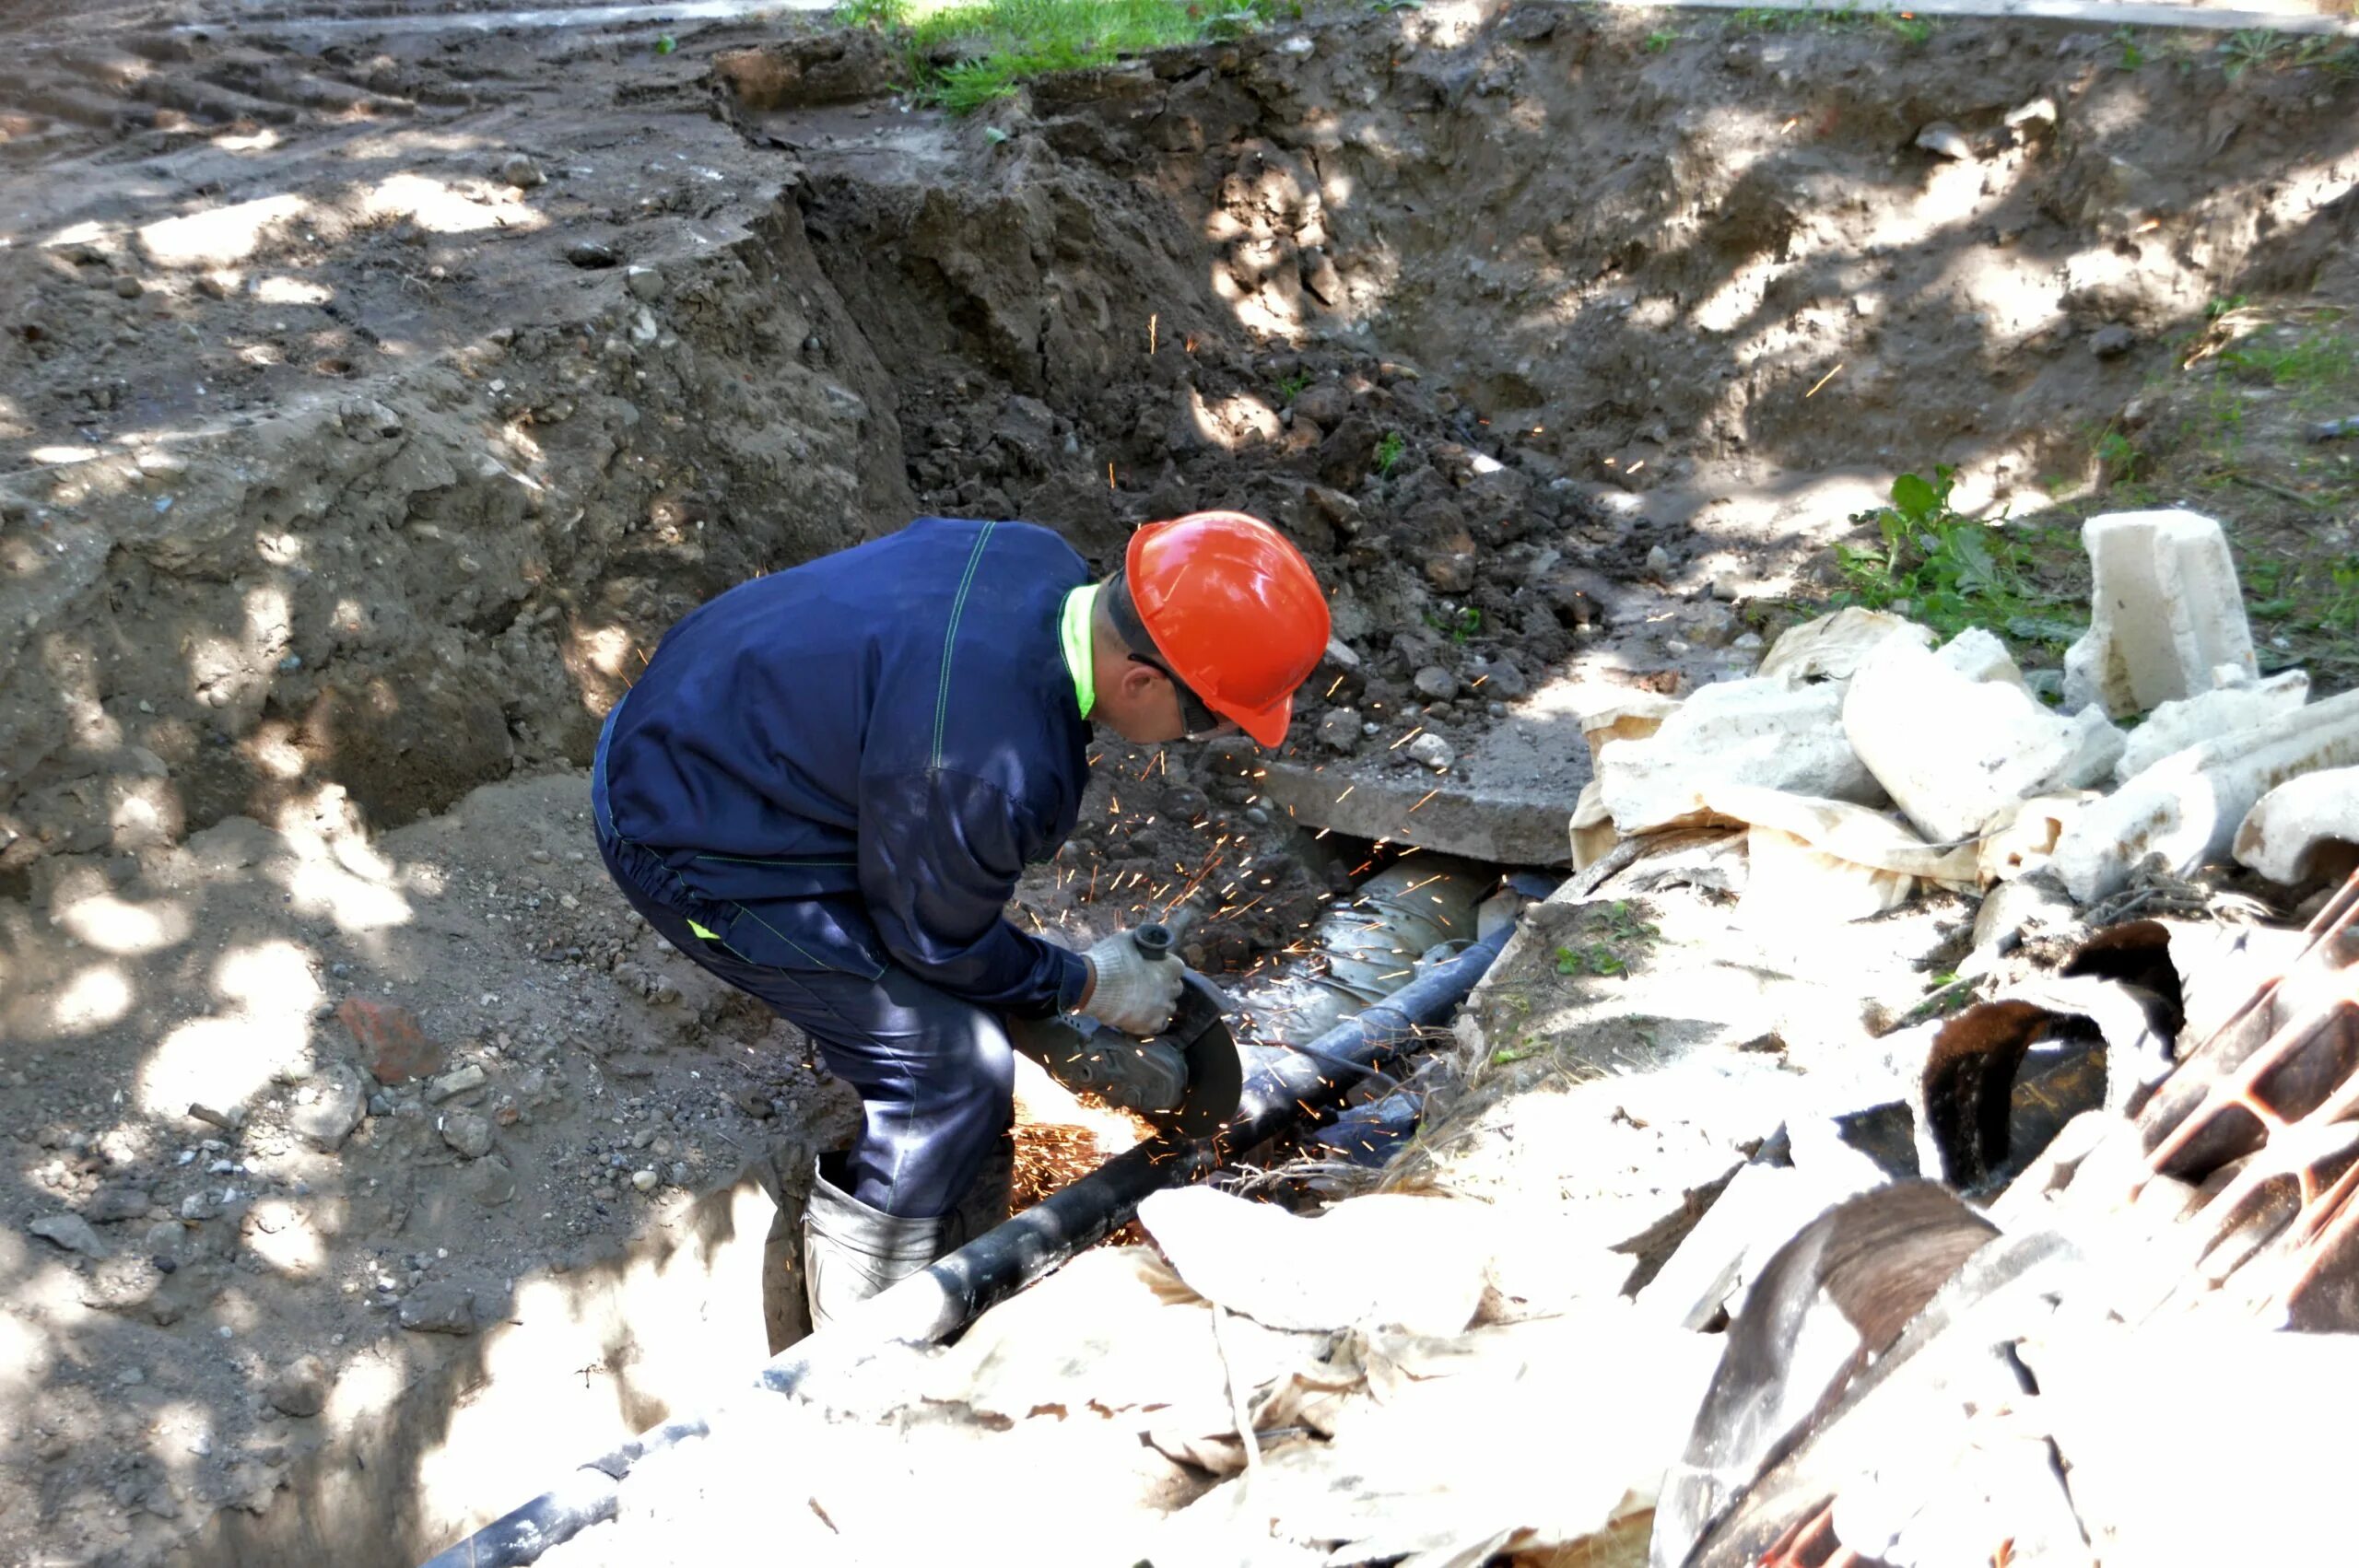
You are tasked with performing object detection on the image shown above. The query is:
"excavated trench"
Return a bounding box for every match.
[1,2,2357,1563]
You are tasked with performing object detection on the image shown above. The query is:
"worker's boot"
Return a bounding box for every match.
[803,1162,945,1332]
[941,1128,1015,1253]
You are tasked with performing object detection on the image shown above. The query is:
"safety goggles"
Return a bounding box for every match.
[1108,569,1232,739]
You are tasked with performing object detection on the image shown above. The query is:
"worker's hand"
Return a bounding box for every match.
[1076,930,1186,1036]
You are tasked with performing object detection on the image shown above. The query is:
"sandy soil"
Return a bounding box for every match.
[0,0,2353,1562]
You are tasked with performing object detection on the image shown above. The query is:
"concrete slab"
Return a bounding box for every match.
[1262,689,1592,866]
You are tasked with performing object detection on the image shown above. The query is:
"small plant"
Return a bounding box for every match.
[1425,604,1482,643]
[1375,430,1407,474]
[1555,943,1628,977]
[2222,28,2287,81]
[1836,466,2063,642]
[1274,370,1312,404]
[2093,426,2143,483]
[1642,26,1681,51]
[1369,0,1423,11]
[2205,294,2250,322]
[1553,902,1659,977]
[2112,25,2144,68]
[653,32,677,53]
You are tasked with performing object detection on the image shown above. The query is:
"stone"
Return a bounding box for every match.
[1646,544,1675,576]
[440,1110,493,1160]
[565,240,620,269]
[624,266,665,300]
[1569,781,1617,871]
[1600,677,1883,836]
[428,1064,487,1103]
[2053,689,2359,901]
[2234,767,2359,886]
[1757,608,1933,684]
[340,998,443,1085]
[291,1063,369,1153]
[1845,635,2126,844]
[267,1355,328,1418]
[2062,510,2257,716]
[1470,657,1528,700]
[498,153,546,188]
[2115,671,2309,782]
[29,1213,108,1258]
[1413,666,1460,702]
[397,1282,476,1335]
[186,1103,244,1133]
[82,1184,152,1224]
[1709,570,1743,603]
[1579,693,1681,770]
[631,1167,660,1193]
[468,1155,519,1207]
[1422,553,1476,593]
[2089,323,2138,358]
[1915,122,1974,160]
[1405,733,1456,773]
[1294,382,1351,427]
[1319,707,1362,754]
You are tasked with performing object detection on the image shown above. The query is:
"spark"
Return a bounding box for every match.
[1108,462,1117,489]
[1805,363,1845,398]
[1335,785,1356,803]
[1149,312,1158,356]
[1324,674,1346,698]
[1406,789,1441,814]
[1389,727,1426,750]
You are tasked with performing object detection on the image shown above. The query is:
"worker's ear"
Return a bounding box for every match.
[1111,659,1165,705]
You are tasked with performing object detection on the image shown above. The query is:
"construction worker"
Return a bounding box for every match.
[589,511,1332,1330]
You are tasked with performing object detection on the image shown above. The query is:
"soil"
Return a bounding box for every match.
[0,0,2354,1562]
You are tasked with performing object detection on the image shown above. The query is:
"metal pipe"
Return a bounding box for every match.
[420,916,1517,1568]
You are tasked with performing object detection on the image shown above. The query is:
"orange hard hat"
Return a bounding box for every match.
[1122,511,1332,747]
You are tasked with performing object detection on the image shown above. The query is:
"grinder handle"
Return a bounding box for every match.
[1132,923,1175,963]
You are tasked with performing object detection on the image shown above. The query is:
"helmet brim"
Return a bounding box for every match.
[1223,692,1294,748]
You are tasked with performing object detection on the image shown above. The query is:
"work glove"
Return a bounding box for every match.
[1077,929,1186,1037]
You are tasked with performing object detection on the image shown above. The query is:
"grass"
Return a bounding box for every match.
[1376,429,1407,474]
[835,0,1294,112]
[1726,2,1934,43]
[1553,901,1660,979]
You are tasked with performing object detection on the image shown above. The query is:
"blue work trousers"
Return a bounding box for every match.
[596,830,1015,1221]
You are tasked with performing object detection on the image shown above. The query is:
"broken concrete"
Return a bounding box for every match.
[2052,688,2359,901]
[2062,509,2258,716]
[2234,766,2359,886]
[1845,635,2126,844]
[1601,678,1883,837]
[1757,608,1933,684]
[2112,669,2310,782]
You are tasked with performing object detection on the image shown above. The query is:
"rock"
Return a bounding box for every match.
[1318,707,1362,754]
[1758,608,1933,683]
[1915,122,1974,160]
[1422,553,1476,593]
[82,1184,152,1224]
[2114,671,2309,782]
[1413,666,1460,702]
[1845,635,2126,844]
[1709,571,1744,603]
[631,1167,660,1193]
[1569,780,1617,871]
[624,265,665,300]
[1294,381,1351,427]
[30,1213,108,1258]
[1469,657,1527,699]
[398,1282,477,1335]
[1299,245,1344,307]
[1600,678,1883,835]
[2089,323,2139,358]
[440,1110,493,1160]
[468,1154,519,1208]
[565,240,620,269]
[1405,733,1456,773]
[2234,766,2359,886]
[1647,544,1675,576]
[498,153,546,188]
[1579,693,1681,770]
[267,1355,329,1418]
[427,1064,487,1103]
[186,1102,244,1132]
[340,998,444,1085]
[734,1090,776,1118]
[2053,689,2359,901]
[291,1063,369,1152]
[2063,510,2256,716]
[113,275,145,299]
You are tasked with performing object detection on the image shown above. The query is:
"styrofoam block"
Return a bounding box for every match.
[2062,509,2256,716]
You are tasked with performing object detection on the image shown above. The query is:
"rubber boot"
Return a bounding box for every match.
[803,1164,945,1332]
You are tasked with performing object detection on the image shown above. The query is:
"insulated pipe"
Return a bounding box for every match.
[419,917,1516,1568]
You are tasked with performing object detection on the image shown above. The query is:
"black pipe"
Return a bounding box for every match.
[419,919,1517,1568]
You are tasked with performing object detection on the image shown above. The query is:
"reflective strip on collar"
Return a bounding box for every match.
[1060,581,1100,719]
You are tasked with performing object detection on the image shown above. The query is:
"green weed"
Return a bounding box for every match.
[1424,605,1482,643]
[1376,430,1407,474]
[1555,943,1628,977]
[1553,902,1660,979]
[1274,371,1312,404]
[2113,25,2144,68]
[2218,330,2359,407]
[1642,27,1682,51]
[1728,2,1931,41]
[2222,28,2289,81]
[1836,466,2071,644]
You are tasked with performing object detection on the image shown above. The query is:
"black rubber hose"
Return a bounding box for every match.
[419,918,1516,1568]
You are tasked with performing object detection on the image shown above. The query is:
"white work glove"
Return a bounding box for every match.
[1077,930,1185,1036]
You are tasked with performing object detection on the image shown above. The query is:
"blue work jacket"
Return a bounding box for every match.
[593,517,1094,1017]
